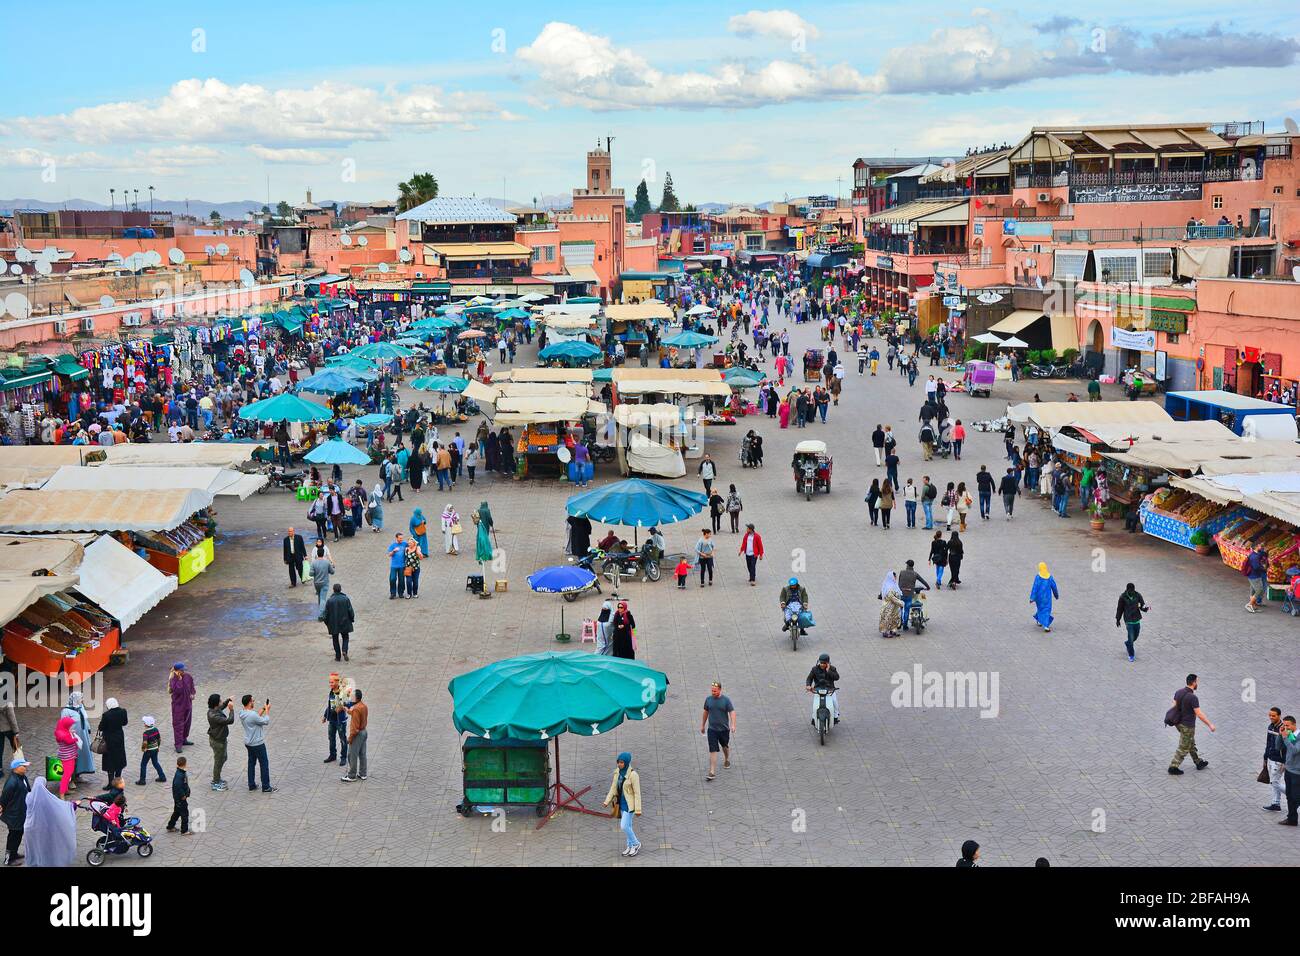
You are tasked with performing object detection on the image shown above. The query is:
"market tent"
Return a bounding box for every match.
[662,330,719,348]
[1008,401,1174,431]
[612,403,681,430]
[42,465,267,499]
[75,534,177,632]
[303,439,371,466]
[613,378,730,397]
[1076,420,1236,448]
[410,375,469,393]
[95,444,257,469]
[1101,439,1300,476]
[605,302,673,322]
[0,534,85,577]
[460,379,502,404]
[540,303,600,317]
[685,304,715,316]
[542,314,599,329]
[539,340,602,361]
[297,370,363,396]
[239,393,335,423]
[498,368,594,384]
[0,489,214,533]
[0,574,80,629]
[492,396,605,426]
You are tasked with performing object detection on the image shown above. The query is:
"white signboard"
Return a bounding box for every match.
[1052,433,1094,456]
[1110,327,1156,351]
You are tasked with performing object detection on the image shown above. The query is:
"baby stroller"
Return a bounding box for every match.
[78,798,154,866]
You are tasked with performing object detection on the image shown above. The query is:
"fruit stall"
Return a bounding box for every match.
[1138,487,1243,550]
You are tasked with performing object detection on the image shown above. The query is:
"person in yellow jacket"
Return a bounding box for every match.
[602,751,642,857]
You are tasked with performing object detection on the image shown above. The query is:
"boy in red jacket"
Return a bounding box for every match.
[738,523,764,586]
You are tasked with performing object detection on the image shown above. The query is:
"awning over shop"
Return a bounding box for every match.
[496,368,594,384]
[1050,313,1079,352]
[606,302,673,322]
[988,310,1044,335]
[428,242,533,261]
[865,199,968,226]
[0,488,214,533]
[74,534,177,632]
[1008,400,1174,431]
[42,466,267,500]
[95,443,257,469]
[49,356,90,381]
[614,379,731,397]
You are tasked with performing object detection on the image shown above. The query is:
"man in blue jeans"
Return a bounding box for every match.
[975,466,994,521]
[238,696,276,793]
[897,560,930,629]
[920,477,937,529]
[387,532,407,599]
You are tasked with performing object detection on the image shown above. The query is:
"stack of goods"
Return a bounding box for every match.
[520,426,558,455]
[1215,516,1298,582]
[135,517,209,557]
[3,593,116,660]
[1139,488,1242,550]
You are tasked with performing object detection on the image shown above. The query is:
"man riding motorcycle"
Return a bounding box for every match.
[805,653,840,724]
[779,577,810,631]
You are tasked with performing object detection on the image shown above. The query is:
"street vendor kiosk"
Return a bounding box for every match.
[1164,389,1298,439]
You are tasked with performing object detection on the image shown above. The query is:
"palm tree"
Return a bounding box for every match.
[397,172,439,212]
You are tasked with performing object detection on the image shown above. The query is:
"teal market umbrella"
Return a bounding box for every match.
[349,341,414,362]
[297,370,361,396]
[566,478,707,532]
[496,308,530,320]
[539,340,601,362]
[592,367,614,382]
[304,438,371,465]
[238,393,334,423]
[410,375,469,393]
[448,651,669,826]
[663,330,719,348]
[353,413,392,427]
[413,315,466,331]
[325,357,380,381]
[722,366,765,388]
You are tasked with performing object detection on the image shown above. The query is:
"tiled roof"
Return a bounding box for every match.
[395,197,518,224]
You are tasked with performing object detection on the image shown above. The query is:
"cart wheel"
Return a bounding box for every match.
[563,591,578,603]
[457,802,474,817]
[86,848,105,867]
[137,843,154,859]
[824,480,831,493]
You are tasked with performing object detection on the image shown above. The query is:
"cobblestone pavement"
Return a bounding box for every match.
[17,310,1299,867]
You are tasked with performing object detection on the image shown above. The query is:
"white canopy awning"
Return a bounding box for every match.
[0,489,214,533]
[43,466,266,500]
[74,535,177,632]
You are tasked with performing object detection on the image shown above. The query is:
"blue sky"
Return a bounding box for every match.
[2,1,1298,208]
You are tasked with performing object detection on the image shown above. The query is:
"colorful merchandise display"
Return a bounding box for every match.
[1215,516,1299,582]
[1,590,120,685]
[1140,488,1242,550]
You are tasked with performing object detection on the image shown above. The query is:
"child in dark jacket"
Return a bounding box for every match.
[167,757,191,834]
[136,716,166,786]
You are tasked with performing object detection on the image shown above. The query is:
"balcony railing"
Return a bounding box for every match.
[934,251,994,269]
[987,205,1074,221]
[1053,224,1270,243]
[866,236,909,254]
[1021,165,1265,190]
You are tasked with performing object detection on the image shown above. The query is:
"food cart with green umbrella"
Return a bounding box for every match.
[448,651,669,825]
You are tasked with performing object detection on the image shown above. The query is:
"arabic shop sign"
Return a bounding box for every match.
[876,256,894,270]
[1071,183,1203,204]
[1146,310,1188,334]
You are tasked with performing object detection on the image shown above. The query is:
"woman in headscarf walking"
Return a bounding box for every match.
[474,501,495,567]
[409,508,430,558]
[610,601,636,659]
[878,571,904,638]
[168,663,196,752]
[601,752,642,857]
[368,481,385,532]
[595,598,614,655]
[441,503,461,555]
[97,697,128,788]
[54,715,81,797]
[59,691,95,782]
[1030,562,1059,632]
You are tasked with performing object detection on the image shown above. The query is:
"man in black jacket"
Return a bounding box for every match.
[323,584,355,663]
[1115,583,1149,662]
[998,467,1019,519]
[323,673,350,765]
[975,465,995,520]
[282,526,306,587]
[806,654,840,725]
[1,758,29,864]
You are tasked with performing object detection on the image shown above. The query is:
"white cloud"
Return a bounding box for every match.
[515,22,878,110]
[1,145,221,174]
[727,10,820,42]
[5,78,508,147]
[248,144,332,165]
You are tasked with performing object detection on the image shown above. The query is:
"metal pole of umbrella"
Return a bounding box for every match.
[537,736,605,830]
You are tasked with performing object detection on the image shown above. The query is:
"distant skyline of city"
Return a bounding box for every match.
[3,2,1298,205]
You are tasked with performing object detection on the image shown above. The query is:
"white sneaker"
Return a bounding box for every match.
[620,847,631,856]
[628,845,640,857]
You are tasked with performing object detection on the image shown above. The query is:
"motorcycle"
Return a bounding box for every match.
[259,464,308,493]
[590,443,617,463]
[908,592,929,634]
[811,685,835,746]
[783,601,813,650]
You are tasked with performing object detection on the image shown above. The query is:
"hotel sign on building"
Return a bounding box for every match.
[1071,183,1203,204]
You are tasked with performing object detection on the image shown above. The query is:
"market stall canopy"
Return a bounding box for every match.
[96,443,258,469]
[1102,439,1300,476]
[460,379,502,404]
[0,488,214,533]
[1075,420,1235,448]
[721,366,765,387]
[612,403,682,430]
[448,651,669,739]
[74,534,176,632]
[539,340,602,361]
[542,314,599,329]
[0,534,85,577]
[352,413,393,427]
[0,573,80,630]
[410,375,469,393]
[492,396,605,426]
[1008,401,1174,431]
[685,304,715,316]
[613,378,730,397]
[662,330,719,349]
[497,368,594,384]
[42,465,266,500]
[566,477,708,527]
[303,439,372,466]
[296,370,363,396]
[238,393,335,424]
[540,303,599,317]
[349,341,414,362]
[605,302,673,322]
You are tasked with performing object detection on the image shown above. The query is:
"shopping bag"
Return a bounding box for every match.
[45,754,64,782]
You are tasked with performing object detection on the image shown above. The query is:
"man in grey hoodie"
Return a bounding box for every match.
[1278,715,1300,826]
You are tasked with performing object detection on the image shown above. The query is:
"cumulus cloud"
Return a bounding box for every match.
[248,144,332,164]
[516,21,877,110]
[0,145,221,174]
[727,10,820,42]
[4,78,507,146]
[513,19,1298,107]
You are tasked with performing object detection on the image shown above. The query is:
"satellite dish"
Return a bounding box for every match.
[357,236,369,247]
[399,248,412,263]
[168,248,185,265]
[340,234,353,247]
[14,247,33,263]
[204,245,216,256]
[1285,117,1299,135]
[4,293,30,320]
[1293,265,1300,282]
[216,242,230,256]
[239,268,255,288]
[100,295,116,308]
[556,445,572,464]
[35,260,52,276]
[144,250,162,266]
[378,262,389,274]
[8,265,20,276]
[106,252,123,263]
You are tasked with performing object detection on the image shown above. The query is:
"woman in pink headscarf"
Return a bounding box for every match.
[54,715,80,797]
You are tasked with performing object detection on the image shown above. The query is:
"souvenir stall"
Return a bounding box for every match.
[0,488,218,585]
[1055,420,1235,505]
[493,396,605,480]
[603,302,672,360]
[38,354,91,420]
[0,362,53,444]
[612,403,688,478]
